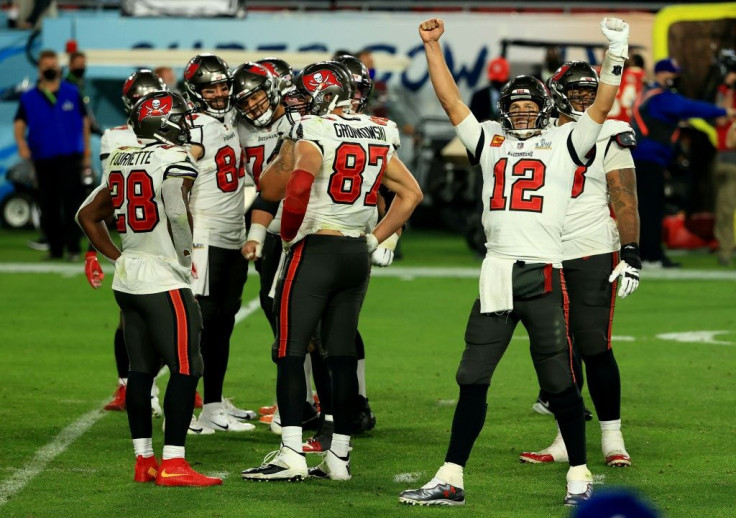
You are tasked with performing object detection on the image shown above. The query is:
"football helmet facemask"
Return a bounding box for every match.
[232,62,281,128]
[129,91,193,146]
[283,61,354,124]
[335,54,373,113]
[548,61,599,121]
[121,69,167,114]
[183,53,233,117]
[256,57,294,95]
[498,75,554,139]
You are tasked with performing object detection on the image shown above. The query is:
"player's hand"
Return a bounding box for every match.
[84,251,104,289]
[600,17,629,58]
[371,246,394,267]
[419,18,445,43]
[365,233,379,253]
[608,260,639,298]
[242,240,263,261]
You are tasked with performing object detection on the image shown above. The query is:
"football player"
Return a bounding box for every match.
[398,18,628,507]
[241,61,422,481]
[88,69,167,415]
[76,91,220,486]
[256,57,294,95]
[233,61,321,434]
[183,53,255,433]
[519,61,639,468]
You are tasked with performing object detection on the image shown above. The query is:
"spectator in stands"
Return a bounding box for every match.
[14,49,90,260]
[714,63,736,266]
[631,57,734,267]
[469,56,509,122]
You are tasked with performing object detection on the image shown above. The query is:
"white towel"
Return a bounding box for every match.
[268,248,287,299]
[479,257,515,313]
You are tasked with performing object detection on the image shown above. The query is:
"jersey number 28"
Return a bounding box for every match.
[108,170,160,233]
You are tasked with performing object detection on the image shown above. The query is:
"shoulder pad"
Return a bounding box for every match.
[598,119,633,142]
[614,130,637,149]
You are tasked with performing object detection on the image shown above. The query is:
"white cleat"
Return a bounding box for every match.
[520,432,569,463]
[269,408,282,435]
[150,384,162,418]
[198,402,255,432]
[564,467,593,506]
[187,414,215,435]
[602,430,631,467]
[308,450,352,481]
[241,445,308,481]
[222,398,257,421]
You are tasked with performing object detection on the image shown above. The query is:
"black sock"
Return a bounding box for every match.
[277,356,307,427]
[445,383,489,467]
[114,327,128,379]
[584,349,621,421]
[310,349,332,415]
[200,325,229,404]
[126,371,153,439]
[163,372,198,446]
[355,330,365,360]
[547,385,586,466]
[327,356,358,436]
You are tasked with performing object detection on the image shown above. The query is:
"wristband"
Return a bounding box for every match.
[620,242,641,269]
[380,233,400,252]
[599,51,626,87]
[246,223,268,245]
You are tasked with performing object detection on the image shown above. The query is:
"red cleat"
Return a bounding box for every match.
[134,455,159,483]
[155,458,222,487]
[605,452,631,467]
[104,385,126,411]
[194,391,203,409]
[259,414,274,424]
[519,451,557,463]
[259,404,277,416]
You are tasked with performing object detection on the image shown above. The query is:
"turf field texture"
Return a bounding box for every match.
[0,228,734,518]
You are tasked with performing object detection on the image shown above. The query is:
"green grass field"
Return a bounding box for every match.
[0,228,734,517]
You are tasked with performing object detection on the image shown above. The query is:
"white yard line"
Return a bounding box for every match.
[2,263,735,281]
[235,297,261,325]
[0,403,107,508]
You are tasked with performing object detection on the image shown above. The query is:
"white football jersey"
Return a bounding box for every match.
[103,143,199,295]
[457,113,602,265]
[237,114,292,234]
[100,124,138,169]
[288,113,401,244]
[562,119,635,260]
[188,111,246,249]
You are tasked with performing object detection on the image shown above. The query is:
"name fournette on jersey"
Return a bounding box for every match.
[109,150,154,167]
[333,123,387,141]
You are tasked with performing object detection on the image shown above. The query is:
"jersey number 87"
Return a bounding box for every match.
[328,142,389,206]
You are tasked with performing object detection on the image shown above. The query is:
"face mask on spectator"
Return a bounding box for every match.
[664,77,680,91]
[70,68,86,79]
[42,68,58,81]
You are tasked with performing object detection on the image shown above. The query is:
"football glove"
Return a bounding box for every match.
[84,251,104,289]
[365,233,379,253]
[243,223,267,260]
[370,232,399,267]
[600,17,629,58]
[608,243,641,298]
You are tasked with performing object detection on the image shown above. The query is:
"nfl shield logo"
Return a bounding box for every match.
[517,142,524,149]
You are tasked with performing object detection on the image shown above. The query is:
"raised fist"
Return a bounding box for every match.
[600,17,629,58]
[419,18,445,43]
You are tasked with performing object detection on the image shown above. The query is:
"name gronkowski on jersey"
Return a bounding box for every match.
[188,111,246,249]
[100,124,138,169]
[562,119,636,260]
[288,113,400,243]
[238,114,292,234]
[459,115,600,265]
[103,144,199,295]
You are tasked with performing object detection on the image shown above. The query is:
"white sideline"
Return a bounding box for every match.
[0,403,106,508]
[1,263,736,281]
[0,299,260,509]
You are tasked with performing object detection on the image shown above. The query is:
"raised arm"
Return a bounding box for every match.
[419,18,471,126]
[587,18,630,124]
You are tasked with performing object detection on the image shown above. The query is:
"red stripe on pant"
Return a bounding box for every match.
[559,270,576,384]
[607,251,619,349]
[168,290,190,375]
[543,263,553,293]
[278,241,305,359]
